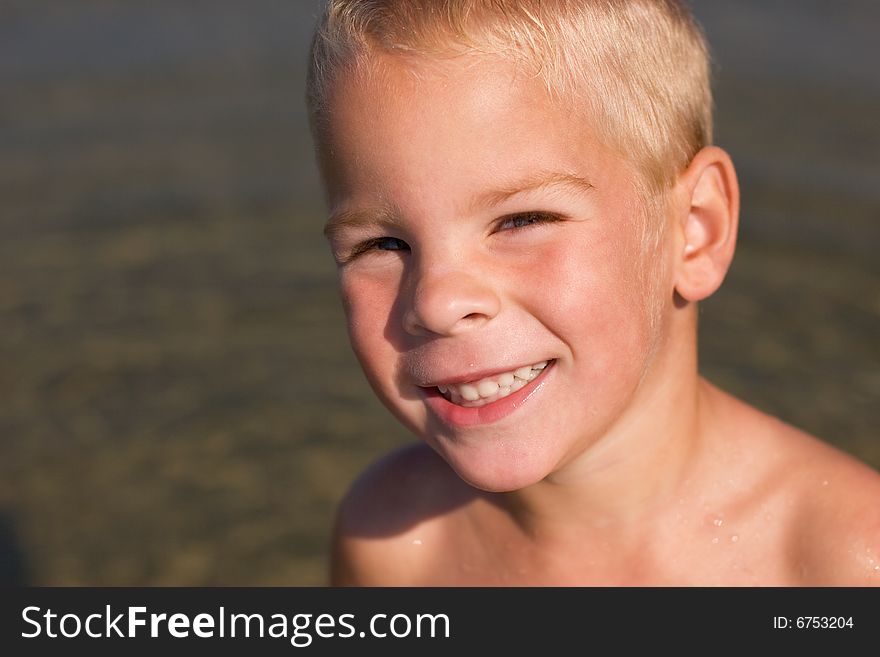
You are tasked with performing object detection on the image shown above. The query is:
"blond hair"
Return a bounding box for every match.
[306,0,713,196]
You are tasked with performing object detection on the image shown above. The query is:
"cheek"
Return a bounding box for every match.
[340,272,400,373]
[520,230,656,378]
[340,269,429,436]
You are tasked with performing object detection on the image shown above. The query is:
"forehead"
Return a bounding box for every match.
[319,51,636,214]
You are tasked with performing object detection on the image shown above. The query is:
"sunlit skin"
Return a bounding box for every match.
[319,52,880,585]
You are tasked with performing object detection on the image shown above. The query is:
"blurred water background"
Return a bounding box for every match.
[1,0,878,585]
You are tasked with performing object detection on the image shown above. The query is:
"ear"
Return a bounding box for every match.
[672,146,740,302]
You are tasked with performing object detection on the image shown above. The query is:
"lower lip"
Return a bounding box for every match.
[420,362,555,428]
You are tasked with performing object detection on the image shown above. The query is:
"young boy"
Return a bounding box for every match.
[306,0,880,585]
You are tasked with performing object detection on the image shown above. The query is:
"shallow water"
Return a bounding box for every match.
[1,0,877,584]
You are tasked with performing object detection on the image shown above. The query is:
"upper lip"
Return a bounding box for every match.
[416,360,553,387]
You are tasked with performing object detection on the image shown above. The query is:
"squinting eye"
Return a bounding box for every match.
[373,237,409,251]
[495,212,561,232]
[347,235,410,260]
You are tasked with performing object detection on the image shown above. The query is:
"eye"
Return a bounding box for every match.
[494,211,562,232]
[371,236,409,251]
[361,237,409,251]
[349,236,410,258]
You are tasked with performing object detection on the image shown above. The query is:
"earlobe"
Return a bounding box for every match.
[673,146,740,302]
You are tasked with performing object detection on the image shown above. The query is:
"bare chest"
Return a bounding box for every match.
[413,514,801,586]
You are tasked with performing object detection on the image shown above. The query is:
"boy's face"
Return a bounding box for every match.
[321,52,672,492]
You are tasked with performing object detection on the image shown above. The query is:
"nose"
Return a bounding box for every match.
[403,262,501,337]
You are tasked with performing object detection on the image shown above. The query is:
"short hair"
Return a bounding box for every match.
[306,0,713,196]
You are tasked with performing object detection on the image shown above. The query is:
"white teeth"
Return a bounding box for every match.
[434,360,550,407]
[458,384,480,401]
[514,366,533,379]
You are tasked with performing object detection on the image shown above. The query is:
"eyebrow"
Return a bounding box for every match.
[323,207,402,242]
[323,170,594,240]
[471,171,595,210]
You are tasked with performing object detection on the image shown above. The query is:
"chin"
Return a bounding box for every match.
[432,437,559,493]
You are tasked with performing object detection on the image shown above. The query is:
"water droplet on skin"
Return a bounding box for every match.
[711,537,719,544]
[713,518,723,527]
[874,565,879,572]
[412,539,422,546]
[731,535,739,543]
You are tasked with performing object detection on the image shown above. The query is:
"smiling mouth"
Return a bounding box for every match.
[433,360,552,407]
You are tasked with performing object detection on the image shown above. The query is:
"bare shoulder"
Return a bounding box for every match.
[787,434,880,585]
[329,443,479,586]
[731,392,880,584]
[703,384,880,585]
